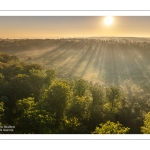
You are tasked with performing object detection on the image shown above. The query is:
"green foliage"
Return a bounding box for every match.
[141,112,150,134]
[0,74,5,96]
[88,105,104,131]
[0,51,150,134]
[10,74,33,101]
[16,109,55,134]
[0,102,4,117]
[0,53,17,63]
[0,102,4,126]
[74,79,87,97]
[106,86,122,112]
[45,69,56,86]
[106,86,121,102]
[92,121,130,134]
[90,85,104,105]
[67,95,92,120]
[55,117,82,134]
[44,80,71,121]
[15,97,55,134]
[0,73,4,80]
[29,69,45,101]
[16,97,35,116]
[24,64,43,73]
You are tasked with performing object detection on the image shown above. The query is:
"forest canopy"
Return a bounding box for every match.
[0,51,150,134]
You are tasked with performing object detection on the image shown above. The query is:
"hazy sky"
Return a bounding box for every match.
[1,16,150,38]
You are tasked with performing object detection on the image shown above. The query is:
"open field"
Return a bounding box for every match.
[1,37,150,93]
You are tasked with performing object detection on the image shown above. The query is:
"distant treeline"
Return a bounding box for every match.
[1,38,150,51]
[0,52,150,134]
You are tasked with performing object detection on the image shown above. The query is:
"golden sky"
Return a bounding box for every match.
[0,16,150,38]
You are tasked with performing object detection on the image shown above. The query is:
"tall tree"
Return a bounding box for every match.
[106,86,121,112]
[90,85,104,105]
[15,97,55,134]
[44,81,71,124]
[74,79,87,97]
[45,69,56,87]
[29,69,45,102]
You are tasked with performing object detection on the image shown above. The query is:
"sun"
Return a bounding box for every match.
[104,16,113,26]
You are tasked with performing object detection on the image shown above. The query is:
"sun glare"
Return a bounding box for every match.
[104,16,113,26]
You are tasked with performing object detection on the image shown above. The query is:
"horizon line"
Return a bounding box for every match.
[1,36,150,40]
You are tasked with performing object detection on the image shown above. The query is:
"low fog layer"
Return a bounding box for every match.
[1,37,150,93]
